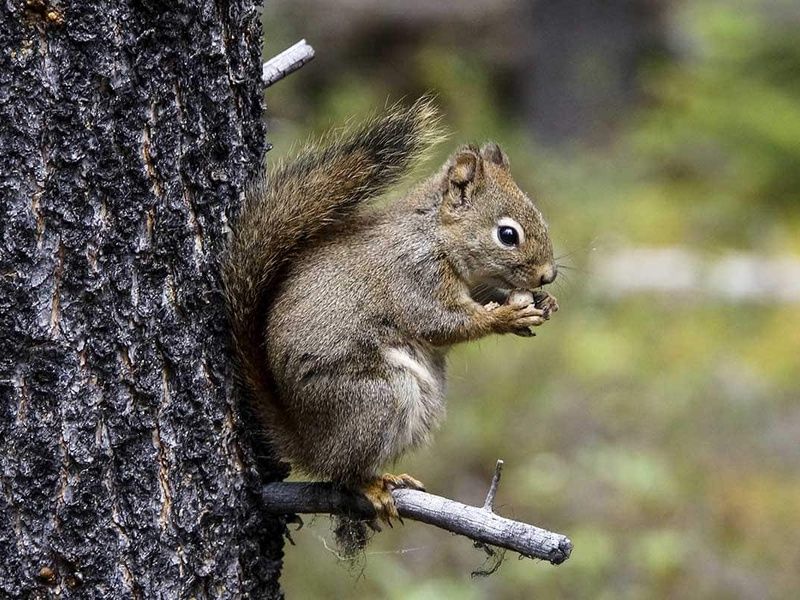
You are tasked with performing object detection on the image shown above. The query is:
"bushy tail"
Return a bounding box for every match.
[222,98,442,443]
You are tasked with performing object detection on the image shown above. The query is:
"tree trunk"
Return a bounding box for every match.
[1,1,286,597]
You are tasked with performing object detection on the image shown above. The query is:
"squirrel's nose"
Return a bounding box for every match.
[540,265,558,285]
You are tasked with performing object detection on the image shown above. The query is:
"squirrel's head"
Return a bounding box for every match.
[438,143,556,301]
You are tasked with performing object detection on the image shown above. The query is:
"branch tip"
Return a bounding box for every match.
[482,459,504,512]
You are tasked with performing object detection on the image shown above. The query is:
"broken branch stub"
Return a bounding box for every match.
[262,39,315,87]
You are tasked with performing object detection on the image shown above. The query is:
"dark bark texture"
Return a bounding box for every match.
[1,1,286,597]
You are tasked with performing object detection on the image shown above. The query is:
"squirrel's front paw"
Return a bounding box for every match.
[486,291,546,336]
[532,290,559,319]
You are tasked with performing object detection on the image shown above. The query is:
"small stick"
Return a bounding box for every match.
[261,464,572,565]
[262,39,315,87]
[482,459,504,512]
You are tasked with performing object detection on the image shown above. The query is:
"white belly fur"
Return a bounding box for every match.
[383,345,445,452]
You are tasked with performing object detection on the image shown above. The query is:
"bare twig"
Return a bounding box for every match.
[262,39,315,87]
[261,463,572,565]
[482,459,504,512]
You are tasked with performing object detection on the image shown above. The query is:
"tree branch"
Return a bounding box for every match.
[262,39,315,87]
[261,463,572,565]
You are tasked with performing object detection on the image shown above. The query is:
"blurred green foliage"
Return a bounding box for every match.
[264,1,800,598]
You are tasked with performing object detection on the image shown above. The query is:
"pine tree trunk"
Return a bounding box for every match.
[0,1,286,597]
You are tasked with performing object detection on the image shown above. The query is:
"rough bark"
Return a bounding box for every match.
[0,1,286,597]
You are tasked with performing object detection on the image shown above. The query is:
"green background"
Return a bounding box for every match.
[262,1,800,597]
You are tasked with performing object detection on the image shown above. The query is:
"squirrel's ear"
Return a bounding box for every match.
[445,146,482,209]
[480,142,509,169]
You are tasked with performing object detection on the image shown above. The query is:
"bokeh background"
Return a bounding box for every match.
[260,1,800,598]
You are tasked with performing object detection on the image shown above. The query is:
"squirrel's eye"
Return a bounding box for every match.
[494,217,526,249]
[497,226,519,247]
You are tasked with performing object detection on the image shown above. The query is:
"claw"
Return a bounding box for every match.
[382,473,425,491]
[359,473,425,528]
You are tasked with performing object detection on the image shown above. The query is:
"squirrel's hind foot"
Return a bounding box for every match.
[360,473,425,529]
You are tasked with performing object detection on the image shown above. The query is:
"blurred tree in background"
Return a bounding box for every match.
[523,0,669,145]
[263,0,800,598]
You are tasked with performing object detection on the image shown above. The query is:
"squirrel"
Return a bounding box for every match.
[222,97,558,530]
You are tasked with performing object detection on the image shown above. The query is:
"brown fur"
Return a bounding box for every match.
[223,99,556,489]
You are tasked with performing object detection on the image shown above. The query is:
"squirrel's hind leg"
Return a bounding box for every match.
[331,472,425,556]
